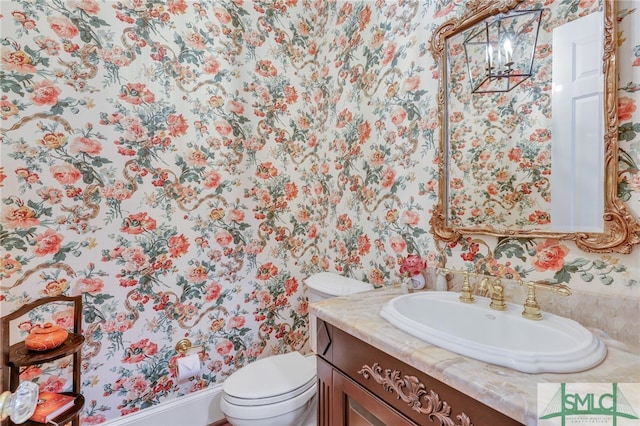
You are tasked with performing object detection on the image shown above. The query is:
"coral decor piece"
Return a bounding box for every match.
[25,323,69,351]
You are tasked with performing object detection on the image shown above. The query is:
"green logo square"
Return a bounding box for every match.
[538,383,640,425]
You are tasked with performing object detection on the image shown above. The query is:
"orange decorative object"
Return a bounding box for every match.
[25,323,69,351]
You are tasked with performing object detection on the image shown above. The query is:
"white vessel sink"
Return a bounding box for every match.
[380,291,607,373]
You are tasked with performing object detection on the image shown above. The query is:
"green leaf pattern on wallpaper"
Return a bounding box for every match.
[0,0,638,423]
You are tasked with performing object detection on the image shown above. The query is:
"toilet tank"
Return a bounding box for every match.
[305,272,374,353]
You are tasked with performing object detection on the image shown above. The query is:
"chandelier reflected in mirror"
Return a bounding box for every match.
[463,9,543,93]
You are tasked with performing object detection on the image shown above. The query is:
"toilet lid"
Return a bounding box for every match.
[223,352,316,405]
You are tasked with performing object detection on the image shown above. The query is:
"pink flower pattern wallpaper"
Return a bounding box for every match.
[1,0,638,424]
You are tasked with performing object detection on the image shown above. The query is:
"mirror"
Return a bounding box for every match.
[430,0,640,253]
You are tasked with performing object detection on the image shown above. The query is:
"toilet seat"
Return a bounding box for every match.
[221,379,316,421]
[222,352,316,406]
[223,376,316,406]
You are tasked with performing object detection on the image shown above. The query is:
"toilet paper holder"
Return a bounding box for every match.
[175,338,205,355]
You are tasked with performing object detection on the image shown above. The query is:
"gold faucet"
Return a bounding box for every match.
[518,280,571,320]
[438,269,573,321]
[478,277,507,311]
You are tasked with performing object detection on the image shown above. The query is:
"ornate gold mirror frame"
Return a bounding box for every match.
[429,0,640,254]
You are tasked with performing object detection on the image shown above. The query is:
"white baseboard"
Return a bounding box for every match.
[103,384,225,426]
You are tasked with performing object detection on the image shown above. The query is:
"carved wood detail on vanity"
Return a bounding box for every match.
[358,363,473,426]
[316,319,524,426]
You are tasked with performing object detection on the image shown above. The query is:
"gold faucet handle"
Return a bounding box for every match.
[524,280,572,296]
[548,284,572,296]
[522,283,542,320]
[488,279,507,311]
[476,277,490,297]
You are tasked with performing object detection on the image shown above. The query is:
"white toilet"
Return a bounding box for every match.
[220,272,374,426]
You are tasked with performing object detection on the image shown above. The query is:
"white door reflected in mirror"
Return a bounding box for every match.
[551,12,604,232]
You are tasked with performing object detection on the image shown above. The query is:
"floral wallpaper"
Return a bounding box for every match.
[0,0,638,425]
[445,1,601,230]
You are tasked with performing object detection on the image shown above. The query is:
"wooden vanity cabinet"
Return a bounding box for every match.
[318,356,417,425]
[316,319,523,426]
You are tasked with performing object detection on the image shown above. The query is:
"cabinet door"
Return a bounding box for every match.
[332,368,417,426]
[317,356,333,426]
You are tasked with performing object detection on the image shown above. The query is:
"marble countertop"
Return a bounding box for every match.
[309,287,640,426]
